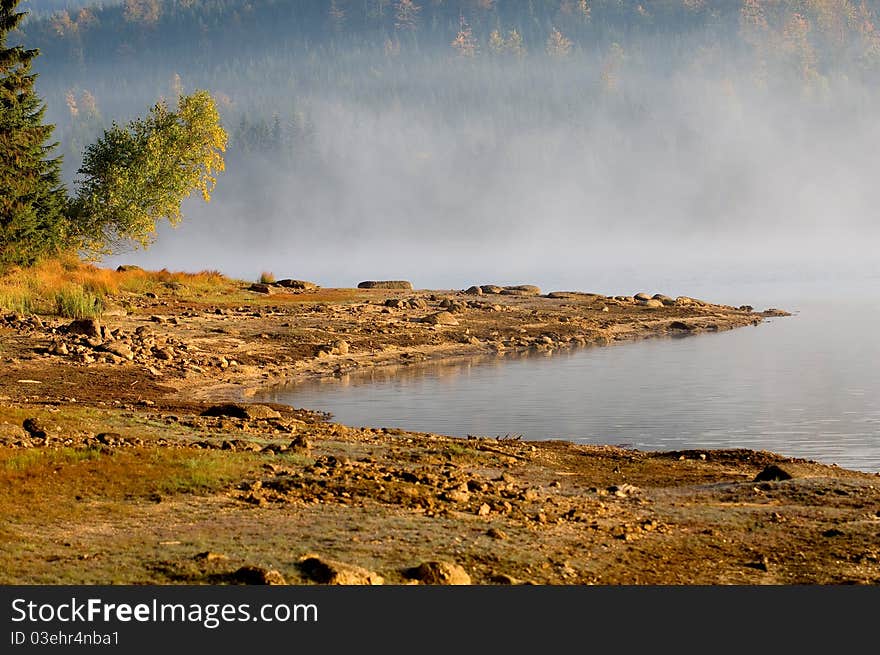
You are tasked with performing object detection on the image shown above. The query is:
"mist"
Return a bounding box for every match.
[26,2,880,306]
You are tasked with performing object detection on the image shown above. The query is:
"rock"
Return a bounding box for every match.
[276,279,318,290]
[332,340,350,355]
[641,299,664,308]
[634,292,653,301]
[465,285,483,295]
[96,432,123,445]
[503,285,541,295]
[48,342,69,356]
[384,299,405,308]
[546,291,584,299]
[753,465,794,482]
[201,403,282,420]
[249,283,275,295]
[491,573,521,585]
[101,342,134,361]
[154,348,174,361]
[486,528,508,540]
[406,561,471,585]
[739,305,754,312]
[66,318,101,337]
[607,483,640,497]
[22,418,48,439]
[231,565,287,585]
[762,308,792,317]
[357,280,413,290]
[298,554,384,585]
[116,265,143,272]
[288,435,310,453]
[668,321,693,331]
[480,285,503,294]
[442,489,470,503]
[421,312,459,326]
[478,503,492,516]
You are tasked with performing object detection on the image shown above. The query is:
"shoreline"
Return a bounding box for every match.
[4,279,878,585]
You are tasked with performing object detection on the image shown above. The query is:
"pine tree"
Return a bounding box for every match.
[0,0,67,268]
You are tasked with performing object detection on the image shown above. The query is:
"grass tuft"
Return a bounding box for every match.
[54,285,103,318]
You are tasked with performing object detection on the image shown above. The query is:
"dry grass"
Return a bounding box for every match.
[0,446,260,522]
[0,257,236,317]
[259,271,276,284]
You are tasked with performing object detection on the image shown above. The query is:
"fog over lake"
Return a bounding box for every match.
[24,0,880,469]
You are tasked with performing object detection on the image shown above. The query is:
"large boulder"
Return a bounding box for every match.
[480,285,504,294]
[66,318,101,337]
[249,283,275,295]
[357,280,413,290]
[298,554,384,585]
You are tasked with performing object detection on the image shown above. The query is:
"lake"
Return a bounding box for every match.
[255,300,880,473]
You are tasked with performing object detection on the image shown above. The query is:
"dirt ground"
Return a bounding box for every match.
[1,279,878,585]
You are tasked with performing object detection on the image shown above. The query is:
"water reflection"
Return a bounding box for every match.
[256,302,880,473]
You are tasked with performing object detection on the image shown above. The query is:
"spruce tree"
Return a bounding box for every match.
[0,0,67,269]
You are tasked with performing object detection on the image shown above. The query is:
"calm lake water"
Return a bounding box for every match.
[256,300,880,473]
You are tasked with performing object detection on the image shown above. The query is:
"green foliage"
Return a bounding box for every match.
[53,283,102,318]
[0,0,68,270]
[71,90,227,255]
